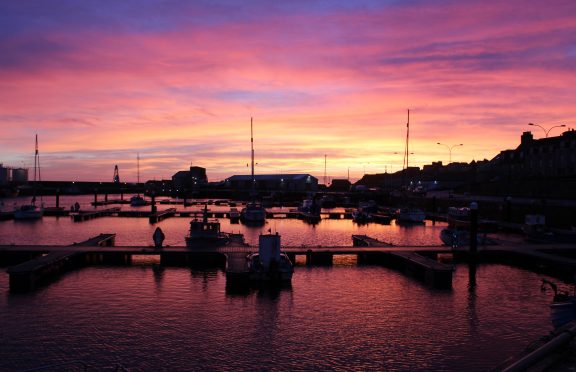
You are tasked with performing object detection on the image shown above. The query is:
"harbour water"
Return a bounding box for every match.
[0,195,557,370]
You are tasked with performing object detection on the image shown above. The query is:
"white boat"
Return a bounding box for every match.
[229,207,240,222]
[240,118,266,225]
[247,232,293,282]
[14,202,43,220]
[396,207,425,223]
[186,205,237,248]
[14,135,43,220]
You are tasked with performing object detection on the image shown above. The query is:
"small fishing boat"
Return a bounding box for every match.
[185,205,232,248]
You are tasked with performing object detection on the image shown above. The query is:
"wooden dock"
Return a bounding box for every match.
[3,234,576,292]
[72,207,121,222]
[149,208,177,224]
[351,234,452,288]
[5,234,116,292]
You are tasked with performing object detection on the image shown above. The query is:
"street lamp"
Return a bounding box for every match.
[528,123,566,138]
[436,143,463,164]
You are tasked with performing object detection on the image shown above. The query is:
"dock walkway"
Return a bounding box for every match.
[72,207,121,222]
[6,234,116,292]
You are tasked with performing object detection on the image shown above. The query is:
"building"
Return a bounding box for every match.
[0,164,29,184]
[329,179,352,192]
[225,174,318,192]
[172,166,208,192]
[491,130,576,177]
[0,164,8,185]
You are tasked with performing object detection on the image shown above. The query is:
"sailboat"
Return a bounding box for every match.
[130,153,146,206]
[14,135,44,220]
[240,118,266,225]
[396,109,425,224]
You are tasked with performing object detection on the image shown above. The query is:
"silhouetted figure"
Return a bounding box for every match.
[74,202,80,212]
[153,227,165,249]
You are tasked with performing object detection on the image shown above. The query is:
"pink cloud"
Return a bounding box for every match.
[0,0,575,181]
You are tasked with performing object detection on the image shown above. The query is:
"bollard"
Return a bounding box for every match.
[431,196,437,224]
[56,189,60,208]
[469,201,478,256]
[468,201,478,288]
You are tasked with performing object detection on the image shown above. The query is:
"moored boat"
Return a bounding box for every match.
[241,118,266,225]
[542,279,576,328]
[229,207,240,222]
[14,135,43,220]
[396,207,425,223]
[130,195,147,206]
[14,202,43,220]
[186,205,240,248]
[247,232,293,282]
[241,202,266,225]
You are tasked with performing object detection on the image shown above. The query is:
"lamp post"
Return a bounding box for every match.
[436,143,463,164]
[528,123,566,138]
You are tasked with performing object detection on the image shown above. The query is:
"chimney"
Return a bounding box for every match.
[521,131,533,146]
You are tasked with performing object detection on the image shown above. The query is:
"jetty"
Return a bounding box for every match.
[3,234,576,292]
[72,207,121,222]
[5,234,116,292]
[351,234,453,287]
[148,208,177,224]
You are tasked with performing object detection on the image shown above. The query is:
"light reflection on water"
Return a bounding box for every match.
[0,195,557,370]
[0,263,554,371]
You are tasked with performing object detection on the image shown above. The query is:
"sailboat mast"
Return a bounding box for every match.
[250,118,256,198]
[34,134,40,183]
[137,153,140,184]
[406,109,410,170]
[251,118,255,181]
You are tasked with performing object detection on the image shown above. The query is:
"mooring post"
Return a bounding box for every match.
[56,188,60,208]
[505,196,512,223]
[94,189,98,205]
[432,196,437,224]
[469,201,478,288]
[469,202,478,255]
[151,193,157,213]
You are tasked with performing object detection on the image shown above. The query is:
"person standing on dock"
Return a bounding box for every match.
[153,227,165,249]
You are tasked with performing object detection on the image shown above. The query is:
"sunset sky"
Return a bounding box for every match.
[1,0,575,183]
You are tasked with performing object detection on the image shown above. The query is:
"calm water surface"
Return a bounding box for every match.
[0,195,557,371]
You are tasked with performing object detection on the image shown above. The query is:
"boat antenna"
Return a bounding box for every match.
[324,154,327,186]
[32,134,41,204]
[404,109,409,171]
[137,153,140,184]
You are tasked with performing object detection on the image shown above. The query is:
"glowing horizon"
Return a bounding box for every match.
[1,0,574,183]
